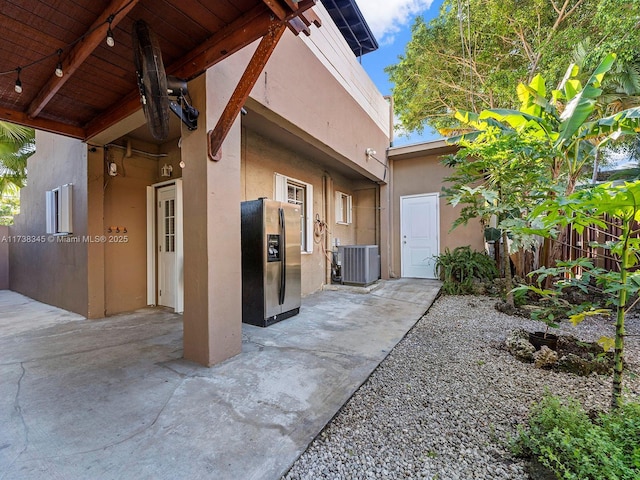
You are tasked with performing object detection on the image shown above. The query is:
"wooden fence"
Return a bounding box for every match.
[560,214,636,272]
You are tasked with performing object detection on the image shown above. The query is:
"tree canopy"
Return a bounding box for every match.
[387,0,640,135]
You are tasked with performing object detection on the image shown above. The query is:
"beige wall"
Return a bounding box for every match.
[354,186,378,246]
[390,151,485,278]
[9,132,90,315]
[236,27,389,184]
[241,127,377,295]
[181,68,243,366]
[102,141,164,315]
[0,225,8,289]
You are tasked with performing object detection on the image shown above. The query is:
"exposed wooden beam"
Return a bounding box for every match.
[288,17,310,36]
[170,0,315,79]
[301,10,322,28]
[208,24,287,161]
[86,1,319,140]
[169,4,274,80]
[0,107,85,139]
[26,0,139,119]
[85,6,277,139]
[283,0,299,11]
[262,0,288,19]
[284,0,316,19]
[84,91,142,140]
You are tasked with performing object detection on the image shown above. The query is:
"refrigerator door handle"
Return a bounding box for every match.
[279,207,286,305]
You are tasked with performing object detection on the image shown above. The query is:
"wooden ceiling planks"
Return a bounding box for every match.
[0,0,319,139]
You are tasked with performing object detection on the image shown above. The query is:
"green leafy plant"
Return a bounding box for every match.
[443,131,552,304]
[512,260,609,338]
[525,180,640,408]
[452,54,640,273]
[435,246,498,295]
[515,395,640,479]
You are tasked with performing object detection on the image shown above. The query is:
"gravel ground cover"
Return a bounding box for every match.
[283,294,640,480]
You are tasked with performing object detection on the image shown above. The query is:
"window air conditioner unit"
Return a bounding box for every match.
[337,245,380,286]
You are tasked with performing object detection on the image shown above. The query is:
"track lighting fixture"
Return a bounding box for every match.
[55,49,64,77]
[14,67,22,94]
[106,15,115,47]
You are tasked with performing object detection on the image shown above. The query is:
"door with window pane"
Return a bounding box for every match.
[287,181,306,250]
[157,185,176,308]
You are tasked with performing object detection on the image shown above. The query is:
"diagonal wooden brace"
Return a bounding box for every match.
[208,23,286,161]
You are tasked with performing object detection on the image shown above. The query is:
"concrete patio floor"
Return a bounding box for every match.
[0,279,441,480]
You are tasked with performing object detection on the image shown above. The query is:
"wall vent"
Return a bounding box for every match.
[338,245,380,285]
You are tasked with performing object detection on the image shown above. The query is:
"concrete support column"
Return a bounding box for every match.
[182,67,243,366]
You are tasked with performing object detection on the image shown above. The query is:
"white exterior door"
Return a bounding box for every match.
[157,185,176,308]
[401,194,439,279]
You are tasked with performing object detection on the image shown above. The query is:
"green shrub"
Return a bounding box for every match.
[434,246,498,295]
[516,395,640,479]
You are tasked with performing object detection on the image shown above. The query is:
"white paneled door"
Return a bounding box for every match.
[401,193,439,279]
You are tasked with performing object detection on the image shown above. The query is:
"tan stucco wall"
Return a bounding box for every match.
[102,141,162,315]
[0,225,8,289]
[241,127,376,295]
[354,186,378,246]
[181,69,243,366]
[237,28,389,184]
[9,132,90,315]
[390,153,485,278]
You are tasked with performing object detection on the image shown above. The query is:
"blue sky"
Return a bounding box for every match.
[354,0,445,146]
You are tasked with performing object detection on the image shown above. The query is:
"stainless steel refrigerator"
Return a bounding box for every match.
[241,198,302,327]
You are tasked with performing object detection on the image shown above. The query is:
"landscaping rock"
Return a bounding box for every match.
[505,329,536,362]
[284,295,639,480]
[556,353,613,376]
[533,346,558,369]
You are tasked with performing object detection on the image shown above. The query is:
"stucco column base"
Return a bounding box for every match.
[182,70,243,367]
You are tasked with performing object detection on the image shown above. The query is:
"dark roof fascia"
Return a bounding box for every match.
[322,0,379,56]
[388,139,457,160]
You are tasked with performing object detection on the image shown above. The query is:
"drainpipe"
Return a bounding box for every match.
[323,173,331,285]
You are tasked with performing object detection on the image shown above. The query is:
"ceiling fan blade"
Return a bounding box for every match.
[132,20,170,141]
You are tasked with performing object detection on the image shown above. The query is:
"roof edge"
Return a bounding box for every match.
[322,0,379,56]
[388,138,456,160]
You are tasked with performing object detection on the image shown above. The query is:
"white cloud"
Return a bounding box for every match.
[355,0,435,44]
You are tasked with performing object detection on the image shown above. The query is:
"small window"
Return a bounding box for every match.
[46,184,73,235]
[335,191,352,225]
[275,173,313,253]
[164,199,175,253]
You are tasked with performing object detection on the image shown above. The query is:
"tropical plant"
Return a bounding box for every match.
[443,129,552,303]
[452,54,640,271]
[434,246,498,295]
[0,121,34,224]
[515,395,640,479]
[512,260,607,338]
[0,192,19,226]
[0,121,33,192]
[524,180,640,408]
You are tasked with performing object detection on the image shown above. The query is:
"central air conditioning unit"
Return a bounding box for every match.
[337,245,380,286]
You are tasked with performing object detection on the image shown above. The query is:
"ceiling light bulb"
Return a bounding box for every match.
[106,27,115,47]
[55,49,63,77]
[106,16,115,47]
[14,68,22,94]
